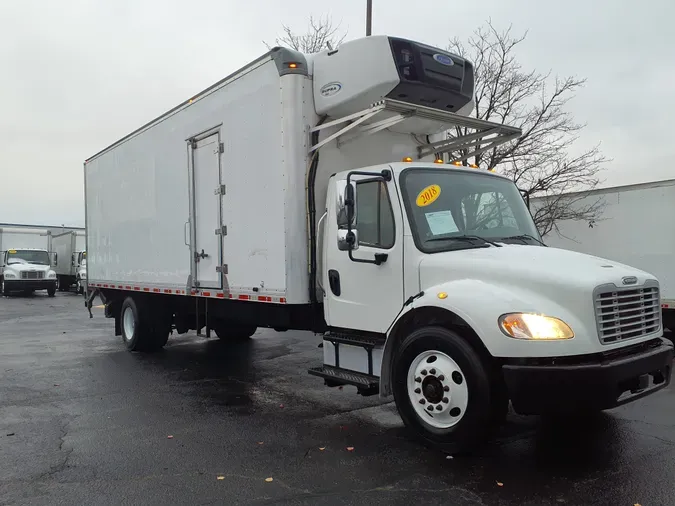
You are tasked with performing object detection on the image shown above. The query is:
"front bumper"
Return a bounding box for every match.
[4,279,56,292]
[502,338,674,415]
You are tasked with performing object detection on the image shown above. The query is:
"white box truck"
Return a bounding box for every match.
[1,248,57,296]
[51,230,86,293]
[535,178,675,333]
[84,35,673,453]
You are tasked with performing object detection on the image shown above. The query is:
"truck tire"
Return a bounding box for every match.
[212,321,257,341]
[47,284,56,297]
[57,277,66,292]
[392,326,497,455]
[120,296,169,352]
[0,279,8,297]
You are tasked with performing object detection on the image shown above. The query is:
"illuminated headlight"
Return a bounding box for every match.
[47,271,56,279]
[498,313,574,340]
[4,273,16,279]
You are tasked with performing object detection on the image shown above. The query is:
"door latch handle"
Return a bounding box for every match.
[195,249,209,261]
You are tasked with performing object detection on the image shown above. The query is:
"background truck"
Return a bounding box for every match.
[535,178,675,333]
[84,35,673,453]
[51,230,86,293]
[0,248,57,296]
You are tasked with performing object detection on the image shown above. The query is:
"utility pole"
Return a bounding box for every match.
[366,0,372,36]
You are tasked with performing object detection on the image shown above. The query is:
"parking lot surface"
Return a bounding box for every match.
[1,292,675,505]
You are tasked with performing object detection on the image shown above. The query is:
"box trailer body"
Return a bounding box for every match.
[51,230,86,292]
[85,35,673,453]
[0,226,51,252]
[534,179,675,331]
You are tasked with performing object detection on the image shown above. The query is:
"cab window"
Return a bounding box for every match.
[355,180,395,249]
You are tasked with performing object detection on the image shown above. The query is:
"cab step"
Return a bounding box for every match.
[308,365,380,396]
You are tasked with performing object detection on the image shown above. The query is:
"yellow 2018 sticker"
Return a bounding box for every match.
[416,185,441,207]
[8,250,16,254]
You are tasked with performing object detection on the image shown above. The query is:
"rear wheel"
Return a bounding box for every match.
[47,284,56,297]
[392,326,499,455]
[120,296,170,352]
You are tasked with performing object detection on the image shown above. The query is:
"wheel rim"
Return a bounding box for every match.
[122,306,135,341]
[407,350,469,429]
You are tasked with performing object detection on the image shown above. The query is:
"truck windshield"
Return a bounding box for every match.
[6,250,50,265]
[400,168,541,252]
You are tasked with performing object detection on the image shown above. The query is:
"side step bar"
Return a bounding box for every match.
[308,365,380,397]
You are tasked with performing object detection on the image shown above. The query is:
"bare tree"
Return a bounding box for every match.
[447,21,608,237]
[264,15,347,54]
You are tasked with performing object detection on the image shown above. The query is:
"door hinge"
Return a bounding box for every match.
[215,226,228,236]
[219,142,224,153]
[214,184,226,195]
[216,264,229,274]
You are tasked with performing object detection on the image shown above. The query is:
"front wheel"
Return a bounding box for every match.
[392,326,498,454]
[47,284,56,297]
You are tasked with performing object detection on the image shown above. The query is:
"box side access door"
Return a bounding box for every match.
[189,132,223,290]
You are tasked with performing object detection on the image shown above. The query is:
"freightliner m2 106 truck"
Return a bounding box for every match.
[84,35,673,452]
[51,230,86,293]
[1,248,57,296]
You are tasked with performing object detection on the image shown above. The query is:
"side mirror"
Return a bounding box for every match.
[336,180,357,229]
[51,252,57,266]
[519,188,530,209]
[337,229,359,251]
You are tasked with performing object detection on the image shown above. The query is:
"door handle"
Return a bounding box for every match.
[184,221,190,246]
[195,249,209,261]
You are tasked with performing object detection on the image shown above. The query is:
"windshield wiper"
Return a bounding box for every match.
[499,234,547,246]
[426,235,502,247]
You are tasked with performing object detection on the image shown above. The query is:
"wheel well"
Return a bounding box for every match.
[380,306,495,397]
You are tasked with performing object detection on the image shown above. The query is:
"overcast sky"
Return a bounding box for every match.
[1,0,672,227]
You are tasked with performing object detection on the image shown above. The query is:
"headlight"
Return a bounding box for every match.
[47,271,56,278]
[498,313,574,340]
[4,273,16,279]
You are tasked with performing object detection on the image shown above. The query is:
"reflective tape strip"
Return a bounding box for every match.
[89,282,285,303]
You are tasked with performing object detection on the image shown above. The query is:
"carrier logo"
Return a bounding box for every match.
[320,82,342,97]
[622,276,638,285]
[433,54,454,66]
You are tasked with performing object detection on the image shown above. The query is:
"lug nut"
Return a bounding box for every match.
[442,397,449,403]
[443,386,450,392]
[421,369,428,376]
[429,368,436,375]
[419,399,426,405]
[435,405,442,411]
[414,388,421,394]
[438,375,445,381]
[427,405,434,412]
[415,377,422,383]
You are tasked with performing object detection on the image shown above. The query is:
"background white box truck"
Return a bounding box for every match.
[51,230,86,293]
[84,35,673,453]
[535,178,675,334]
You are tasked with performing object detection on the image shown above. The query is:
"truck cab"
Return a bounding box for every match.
[314,160,673,451]
[0,248,57,297]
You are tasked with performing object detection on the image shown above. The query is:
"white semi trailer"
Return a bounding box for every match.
[535,178,675,333]
[84,35,673,452]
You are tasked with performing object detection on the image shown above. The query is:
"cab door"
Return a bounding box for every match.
[323,174,405,334]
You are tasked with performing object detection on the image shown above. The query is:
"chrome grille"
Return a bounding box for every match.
[20,271,44,280]
[595,285,661,344]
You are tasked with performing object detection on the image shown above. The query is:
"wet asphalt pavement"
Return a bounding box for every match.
[1,293,675,505]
